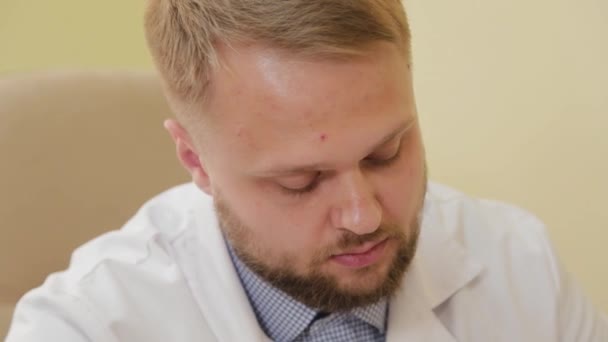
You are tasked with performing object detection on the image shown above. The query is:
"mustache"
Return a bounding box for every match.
[332,223,404,252]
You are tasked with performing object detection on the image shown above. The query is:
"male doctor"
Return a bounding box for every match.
[6,0,608,341]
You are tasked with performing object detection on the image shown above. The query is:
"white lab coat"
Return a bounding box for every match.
[6,182,607,341]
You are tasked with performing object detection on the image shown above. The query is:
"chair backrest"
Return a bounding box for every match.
[0,70,189,303]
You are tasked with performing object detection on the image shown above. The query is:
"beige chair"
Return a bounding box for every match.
[0,70,189,338]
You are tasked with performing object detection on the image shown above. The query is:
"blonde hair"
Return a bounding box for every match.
[144,0,411,108]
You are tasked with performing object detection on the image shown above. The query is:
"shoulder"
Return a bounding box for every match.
[425,182,555,267]
[63,182,211,282]
[421,183,608,340]
[8,183,215,340]
[423,182,562,304]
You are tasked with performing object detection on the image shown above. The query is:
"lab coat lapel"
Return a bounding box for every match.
[174,200,271,342]
[386,261,458,342]
[386,196,484,342]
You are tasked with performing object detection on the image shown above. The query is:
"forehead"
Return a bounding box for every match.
[202,43,415,168]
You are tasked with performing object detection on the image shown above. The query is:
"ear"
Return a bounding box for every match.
[164,119,212,195]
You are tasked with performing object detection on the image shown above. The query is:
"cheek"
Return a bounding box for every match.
[376,151,426,223]
[220,179,327,254]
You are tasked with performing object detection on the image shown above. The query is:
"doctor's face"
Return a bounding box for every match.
[171,43,427,311]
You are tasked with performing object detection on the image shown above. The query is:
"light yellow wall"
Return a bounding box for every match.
[0,1,152,73]
[1,0,606,312]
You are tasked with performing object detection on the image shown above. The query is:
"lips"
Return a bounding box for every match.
[335,238,387,256]
[330,238,389,269]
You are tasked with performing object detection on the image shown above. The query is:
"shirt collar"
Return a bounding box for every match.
[351,297,388,332]
[226,242,388,341]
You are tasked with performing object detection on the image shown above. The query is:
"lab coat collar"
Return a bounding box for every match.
[386,196,485,341]
[175,200,272,342]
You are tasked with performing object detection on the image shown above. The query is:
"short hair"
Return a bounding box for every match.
[144,0,411,110]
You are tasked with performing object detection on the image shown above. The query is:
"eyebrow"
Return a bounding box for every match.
[255,117,417,177]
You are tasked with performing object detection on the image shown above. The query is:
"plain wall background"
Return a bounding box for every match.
[1,0,606,312]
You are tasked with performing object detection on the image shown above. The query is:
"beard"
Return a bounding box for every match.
[214,191,424,313]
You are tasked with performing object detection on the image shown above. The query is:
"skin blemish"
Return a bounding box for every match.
[236,126,252,147]
[320,133,328,142]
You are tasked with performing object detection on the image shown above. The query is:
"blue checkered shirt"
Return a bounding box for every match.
[227,243,388,342]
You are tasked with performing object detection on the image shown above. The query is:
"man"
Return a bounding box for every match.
[6,0,607,341]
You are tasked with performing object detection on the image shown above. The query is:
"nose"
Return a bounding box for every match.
[330,169,382,235]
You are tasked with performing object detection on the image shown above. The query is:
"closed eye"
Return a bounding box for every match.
[363,140,403,167]
[364,151,400,167]
[277,172,321,197]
